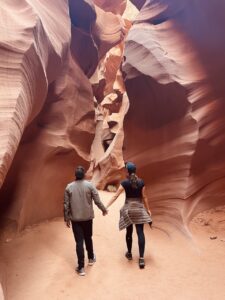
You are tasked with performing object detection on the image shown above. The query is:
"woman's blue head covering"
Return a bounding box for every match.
[125,162,136,174]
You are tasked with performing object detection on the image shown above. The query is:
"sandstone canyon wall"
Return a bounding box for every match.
[1,0,225,235]
[1,1,225,297]
[0,0,127,231]
[85,2,139,189]
[123,0,225,230]
[0,0,94,231]
[87,42,129,189]
[0,0,70,189]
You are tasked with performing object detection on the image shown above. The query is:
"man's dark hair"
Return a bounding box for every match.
[75,166,85,180]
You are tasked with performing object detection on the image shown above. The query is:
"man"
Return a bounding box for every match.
[64,166,108,276]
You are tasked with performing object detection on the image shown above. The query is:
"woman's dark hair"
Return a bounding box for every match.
[129,173,139,189]
[75,166,85,180]
[125,162,138,189]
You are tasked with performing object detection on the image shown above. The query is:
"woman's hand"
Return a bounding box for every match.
[147,210,152,216]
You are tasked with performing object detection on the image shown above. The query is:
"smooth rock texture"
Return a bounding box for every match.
[0,0,129,230]
[1,0,225,234]
[88,41,129,189]
[0,0,70,189]
[93,6,128,59]
[93,0,127,15]
[1,2,225,296]
[0,53,95,230]
[123,0,225,230]
[0,0,98,230]
[69,0,127,77]
[89,92,129,189]
[0,262,5,300]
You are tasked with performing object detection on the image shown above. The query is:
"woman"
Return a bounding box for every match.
[106,162,152,269]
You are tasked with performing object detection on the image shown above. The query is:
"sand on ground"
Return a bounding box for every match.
[1,191,225,300]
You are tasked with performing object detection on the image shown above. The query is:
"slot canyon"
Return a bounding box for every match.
[0,0,225,299]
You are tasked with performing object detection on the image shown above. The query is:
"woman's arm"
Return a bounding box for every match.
[142,186,151,216]
[106,185,124,208]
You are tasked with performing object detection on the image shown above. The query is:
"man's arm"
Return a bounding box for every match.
[91,185,108,214]
[142,186,151,216]
[64,188,71,227]
[106,185,124,208]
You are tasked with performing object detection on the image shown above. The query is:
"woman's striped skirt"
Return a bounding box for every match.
[119,198,152,231]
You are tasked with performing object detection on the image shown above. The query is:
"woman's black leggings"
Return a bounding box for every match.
[126,224,145,257]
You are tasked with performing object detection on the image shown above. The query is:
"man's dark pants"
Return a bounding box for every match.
[72,220,94,269]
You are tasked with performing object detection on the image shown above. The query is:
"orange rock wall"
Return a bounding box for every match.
[0,0,71,189]
[1,0,225,234]
[123,0,225,229]
[0,0,127,230]
[0,0,93,229]
[0,54,95,229]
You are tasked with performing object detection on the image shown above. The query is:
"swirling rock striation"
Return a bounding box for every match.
[69,0,127,78]
[0,0,70,189]
[88,42,129,189]
[0,53,96,230]
[0,0,98,230]
[0,0,129,230]
[123,0,225,231]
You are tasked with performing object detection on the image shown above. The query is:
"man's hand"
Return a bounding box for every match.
[65,220,71,228]
[103,210,108,216]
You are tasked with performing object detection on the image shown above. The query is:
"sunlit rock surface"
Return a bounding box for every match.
[69,0,127,77]
[88,43,129,189]
[123,0,225,230]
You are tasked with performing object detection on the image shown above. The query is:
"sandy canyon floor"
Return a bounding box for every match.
[1,191,225,300]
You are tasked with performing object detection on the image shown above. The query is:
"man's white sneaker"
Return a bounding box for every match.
[75,267,86,276]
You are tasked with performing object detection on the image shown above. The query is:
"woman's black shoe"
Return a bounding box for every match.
[139,258,145,269]
[125,252,132,260]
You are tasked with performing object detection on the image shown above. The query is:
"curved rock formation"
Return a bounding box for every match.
[69,0,128,78]
[0,0,70,189]
[0,0,129,231]
[88,42,129,189]
[93,6,128,59]
[123,0,225,230]
[94,0,127,15]
[0,264,5,300]
[1,0,225,238]
[0,0,98,230]
[130,0,146,10]
[0,53,95,230]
